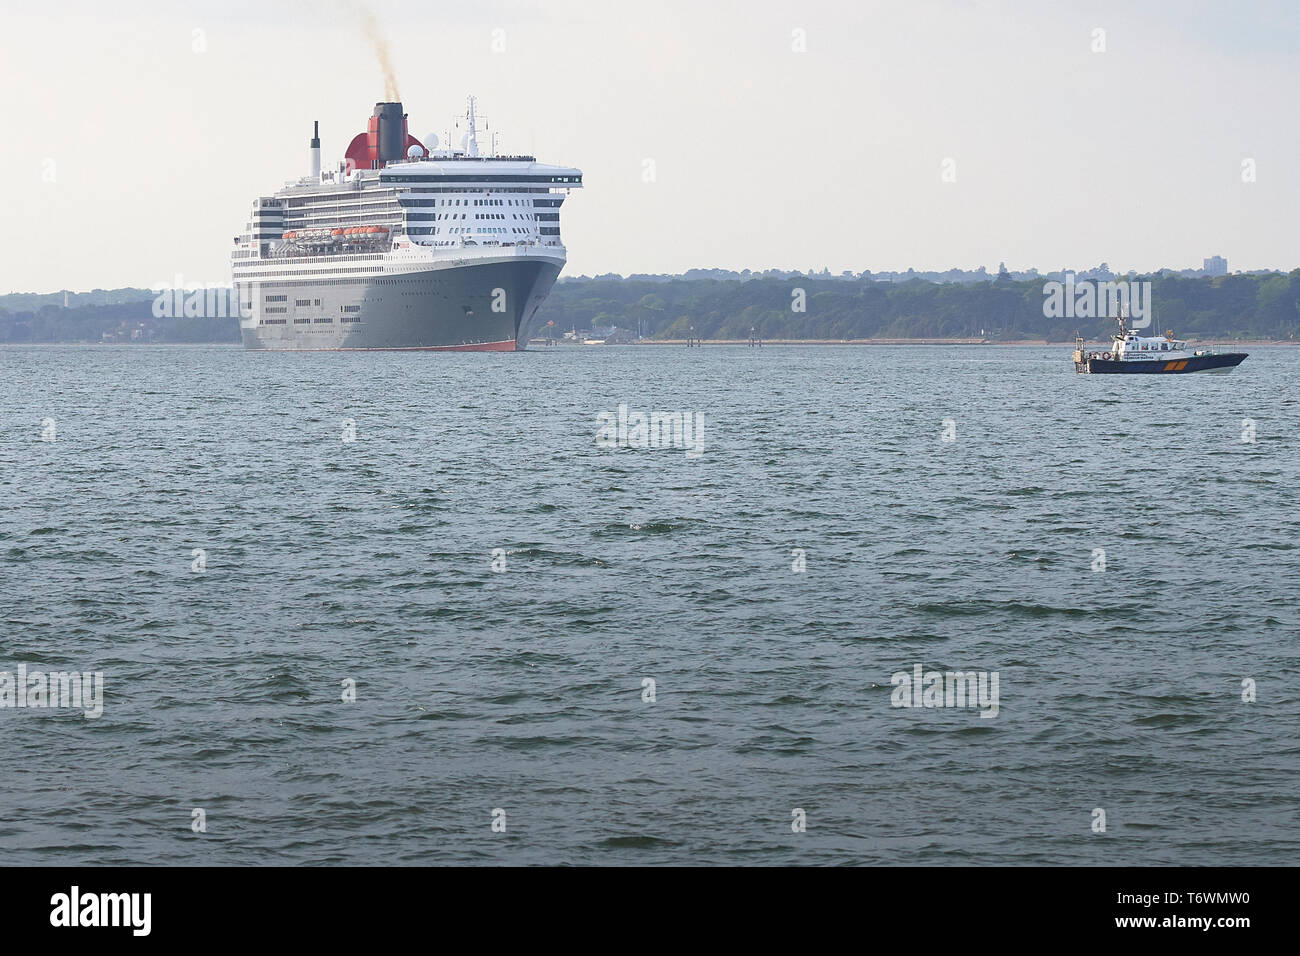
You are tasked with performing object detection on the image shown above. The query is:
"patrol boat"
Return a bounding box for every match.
[1073,317,1247,374]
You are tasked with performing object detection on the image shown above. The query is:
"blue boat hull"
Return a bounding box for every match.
[1077,353,1247,374]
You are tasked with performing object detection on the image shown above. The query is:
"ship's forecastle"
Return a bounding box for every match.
[231,97,582,350]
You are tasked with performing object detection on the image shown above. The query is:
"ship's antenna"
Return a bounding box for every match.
[465,95,480,158]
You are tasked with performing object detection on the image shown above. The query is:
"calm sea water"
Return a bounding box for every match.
[1,343,1297,865]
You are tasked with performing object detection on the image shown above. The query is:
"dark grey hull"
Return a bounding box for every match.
[1075,353,1248,374]
[238,258,561,351]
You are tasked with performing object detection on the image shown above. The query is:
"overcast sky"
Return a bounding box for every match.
[2,0,1298,292]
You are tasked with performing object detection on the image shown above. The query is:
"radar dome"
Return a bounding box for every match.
[407,144,424,159]
[424,133,439,149]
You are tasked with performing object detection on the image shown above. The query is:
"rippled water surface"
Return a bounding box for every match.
[1,343,1297,865]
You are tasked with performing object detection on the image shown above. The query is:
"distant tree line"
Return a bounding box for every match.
[2,271,1297,343]
[544,271,1300,341]
[0,298,239,344]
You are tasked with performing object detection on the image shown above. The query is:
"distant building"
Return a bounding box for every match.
[1203,255,1228,277]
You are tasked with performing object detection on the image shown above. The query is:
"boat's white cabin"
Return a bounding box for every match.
[1113,331,1190,361]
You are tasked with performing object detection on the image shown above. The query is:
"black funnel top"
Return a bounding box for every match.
[374,102,405,163]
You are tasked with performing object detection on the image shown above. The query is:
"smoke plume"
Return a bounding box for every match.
[358,4,400,101]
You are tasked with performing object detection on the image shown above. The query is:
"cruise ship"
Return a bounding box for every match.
[231,98,582,350]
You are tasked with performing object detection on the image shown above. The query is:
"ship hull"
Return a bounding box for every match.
[238,257,561,351]
[1076,353,1248,374]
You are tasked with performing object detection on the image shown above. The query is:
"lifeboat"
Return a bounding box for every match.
[283,231,297,240]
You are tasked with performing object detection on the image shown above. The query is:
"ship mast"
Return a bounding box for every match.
[465,95,480,158]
